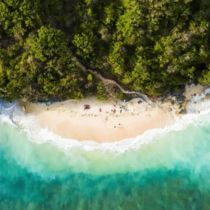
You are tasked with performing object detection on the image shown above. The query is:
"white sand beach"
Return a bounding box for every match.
[22,98,177,142]
[20,85,205,142]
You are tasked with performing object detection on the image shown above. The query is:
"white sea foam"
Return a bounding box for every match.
[186,87,210,113]
[1,97,210,175]
[1,90,210,154]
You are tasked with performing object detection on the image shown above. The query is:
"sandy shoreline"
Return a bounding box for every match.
[23,99,175,142]
[22,84,205,142]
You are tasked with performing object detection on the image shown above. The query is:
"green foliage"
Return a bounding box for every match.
[0,0,210,101]
[96,82,108,100]
[0,0,41,39]
[72,32,94,59]
[199,65,210,85]
[22,26,84,100]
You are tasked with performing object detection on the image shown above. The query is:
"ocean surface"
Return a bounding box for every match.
[1,94,210,210]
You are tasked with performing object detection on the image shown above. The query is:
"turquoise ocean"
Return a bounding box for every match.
[1,94,210,210]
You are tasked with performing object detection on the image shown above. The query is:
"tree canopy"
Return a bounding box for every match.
[0,0,209,101]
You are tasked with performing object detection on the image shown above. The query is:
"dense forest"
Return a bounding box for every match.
[0,0,210,101]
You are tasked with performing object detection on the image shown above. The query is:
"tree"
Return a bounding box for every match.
[0,0,210,101]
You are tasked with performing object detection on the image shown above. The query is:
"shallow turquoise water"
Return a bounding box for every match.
[1,113,210,210]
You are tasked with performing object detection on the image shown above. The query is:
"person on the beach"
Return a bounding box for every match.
[84,104,90,110]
